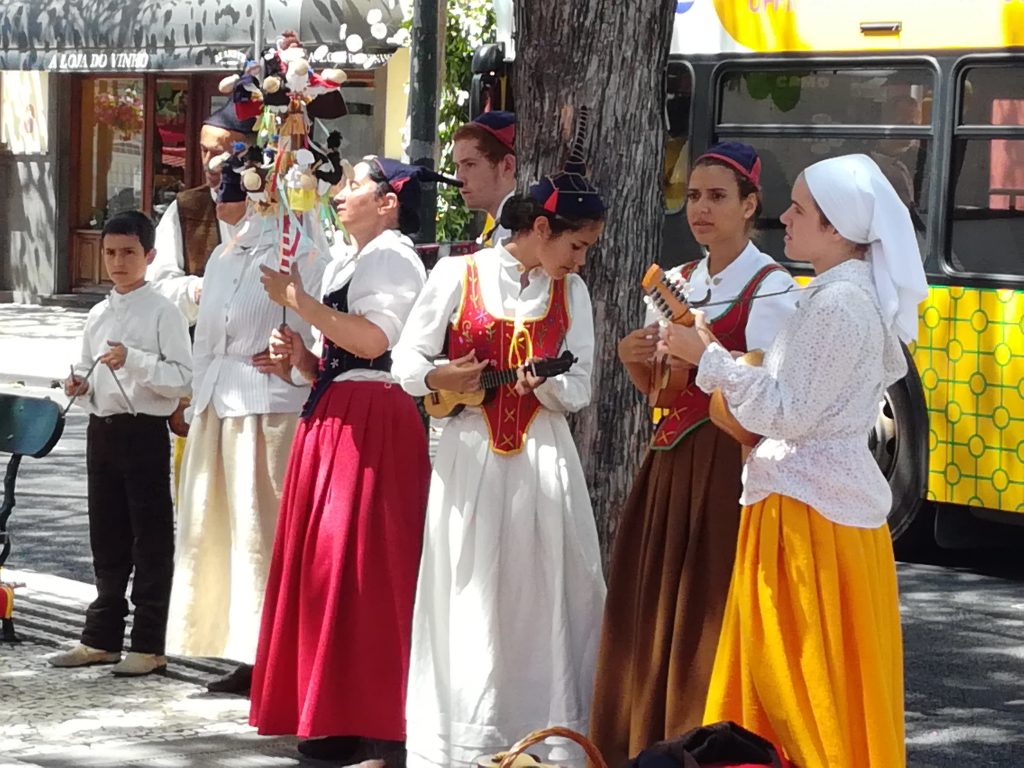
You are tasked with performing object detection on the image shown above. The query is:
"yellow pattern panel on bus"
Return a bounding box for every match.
[693,0,1024,54]
[914,286,1024,513]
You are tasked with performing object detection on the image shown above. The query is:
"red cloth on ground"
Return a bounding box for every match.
[249,381,430,740]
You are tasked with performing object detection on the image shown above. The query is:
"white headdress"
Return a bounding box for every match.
[803,154,928,343]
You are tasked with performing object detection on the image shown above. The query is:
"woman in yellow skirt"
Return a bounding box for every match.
[660,153,928,768]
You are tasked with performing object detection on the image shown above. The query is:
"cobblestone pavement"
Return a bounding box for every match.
[0,316,325,767]
[0,571,319,768]
[5,304,1024,767]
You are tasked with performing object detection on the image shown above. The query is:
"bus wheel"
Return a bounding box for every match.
[870,344,931,556]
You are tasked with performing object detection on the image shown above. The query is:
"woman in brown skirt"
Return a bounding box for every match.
[589,142,799,767]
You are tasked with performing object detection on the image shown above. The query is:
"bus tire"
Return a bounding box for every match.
[870,343,932,556]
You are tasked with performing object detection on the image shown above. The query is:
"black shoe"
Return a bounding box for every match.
[206,663,252,695]
[341,739,406,768]
[297,736,361,762]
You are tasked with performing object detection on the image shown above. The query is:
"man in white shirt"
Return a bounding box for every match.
[452,111,517,246]
[165,156,329,697]
[146,104,257,325]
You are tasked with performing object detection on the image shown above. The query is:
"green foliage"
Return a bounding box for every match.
[435,0,495,241]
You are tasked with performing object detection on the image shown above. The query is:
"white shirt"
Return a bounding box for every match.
[317,229,427,384]
[476,190,515,248]
[392,243,594,414]
[695,259,907,528]
[147,193,242,325]
[73,283,192,418]
[490,190,514,247]
[190,215,330,420]
[646,241,799,351]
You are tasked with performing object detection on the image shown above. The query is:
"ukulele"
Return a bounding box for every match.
[423,350,578,419]
[708,351,763,448]
[642,264,694,408]
[641,264,762,447]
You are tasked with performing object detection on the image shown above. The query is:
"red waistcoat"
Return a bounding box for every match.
[651,262,783,451]
[447,255,570,455]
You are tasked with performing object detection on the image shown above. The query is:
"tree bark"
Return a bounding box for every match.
[513,1,677,566]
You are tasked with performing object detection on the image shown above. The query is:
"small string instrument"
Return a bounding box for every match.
[423,350,577,419]
[709,351,763,448]
[641,264,762,447]
[641,264,694,408]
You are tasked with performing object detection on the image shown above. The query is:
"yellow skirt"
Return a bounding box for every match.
[703,493,905,768]
[173,435,186,497]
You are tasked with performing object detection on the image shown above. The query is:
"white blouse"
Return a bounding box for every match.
[73,283,192,418]
[189,215,330,420]
[147,195,242,324]
[392,244,594,414]
[646,241,799,351]
[695,259,907,528]
[317,229,427,384]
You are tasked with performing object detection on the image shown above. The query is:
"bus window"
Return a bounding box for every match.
[661,64,700,267]
[719,69,933,127]
[664,67,693,214]
[948,65,1024,278]
[716,66,934,263]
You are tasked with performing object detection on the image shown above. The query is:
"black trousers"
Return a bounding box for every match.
[81,414,174,655]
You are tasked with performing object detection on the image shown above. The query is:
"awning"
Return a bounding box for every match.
[0,0,406,72]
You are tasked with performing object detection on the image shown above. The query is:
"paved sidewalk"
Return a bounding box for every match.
[0,305,320,767]
[0,569,315,767]
[0,304,88,387]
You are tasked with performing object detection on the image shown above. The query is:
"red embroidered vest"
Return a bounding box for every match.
[448,255,570,455]
[651,262,784,451]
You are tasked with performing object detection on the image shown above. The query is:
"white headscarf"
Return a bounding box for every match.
[803,154,928,343]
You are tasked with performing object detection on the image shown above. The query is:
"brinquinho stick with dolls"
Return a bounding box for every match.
[217,30,350,324]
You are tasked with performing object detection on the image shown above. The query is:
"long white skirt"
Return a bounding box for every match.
[166,410,297,663]
[405,409,607,767]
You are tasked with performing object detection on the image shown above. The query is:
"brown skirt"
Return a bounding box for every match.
[589,421,744,768]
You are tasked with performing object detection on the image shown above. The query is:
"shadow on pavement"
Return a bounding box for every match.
[900,559,1024,768]
[4,410,93,584]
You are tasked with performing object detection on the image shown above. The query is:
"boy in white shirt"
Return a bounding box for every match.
[49,211,192,677]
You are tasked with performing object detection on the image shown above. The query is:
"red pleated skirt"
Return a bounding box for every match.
[249,381,430,740]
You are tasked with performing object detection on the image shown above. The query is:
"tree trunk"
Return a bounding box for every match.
[513,1,677,566]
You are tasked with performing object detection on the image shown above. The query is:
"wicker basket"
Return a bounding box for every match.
[494,726,608,768]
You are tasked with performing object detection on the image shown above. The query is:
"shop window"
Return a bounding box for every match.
[316,78,379,161]
[716,65,934,262]
[948,66,1024,278]
[152,78,189,222]
[76,78,145,229]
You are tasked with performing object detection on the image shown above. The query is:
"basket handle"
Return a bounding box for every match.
[497,726,608,768]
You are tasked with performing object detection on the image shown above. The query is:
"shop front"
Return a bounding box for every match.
[0,0,408,300]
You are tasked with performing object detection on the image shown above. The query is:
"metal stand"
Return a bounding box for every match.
[0,454,23,643]
[0,393,66,644]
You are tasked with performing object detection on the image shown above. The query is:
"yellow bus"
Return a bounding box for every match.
[662,0,1024,549]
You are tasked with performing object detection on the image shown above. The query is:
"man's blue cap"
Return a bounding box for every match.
[203,102,257,135]
[472,111,516,152]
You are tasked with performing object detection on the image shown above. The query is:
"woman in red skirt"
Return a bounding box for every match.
[251,158,457,766]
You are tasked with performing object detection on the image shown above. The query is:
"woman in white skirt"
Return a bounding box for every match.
[166,157,329,692]
[392,146,608,767]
